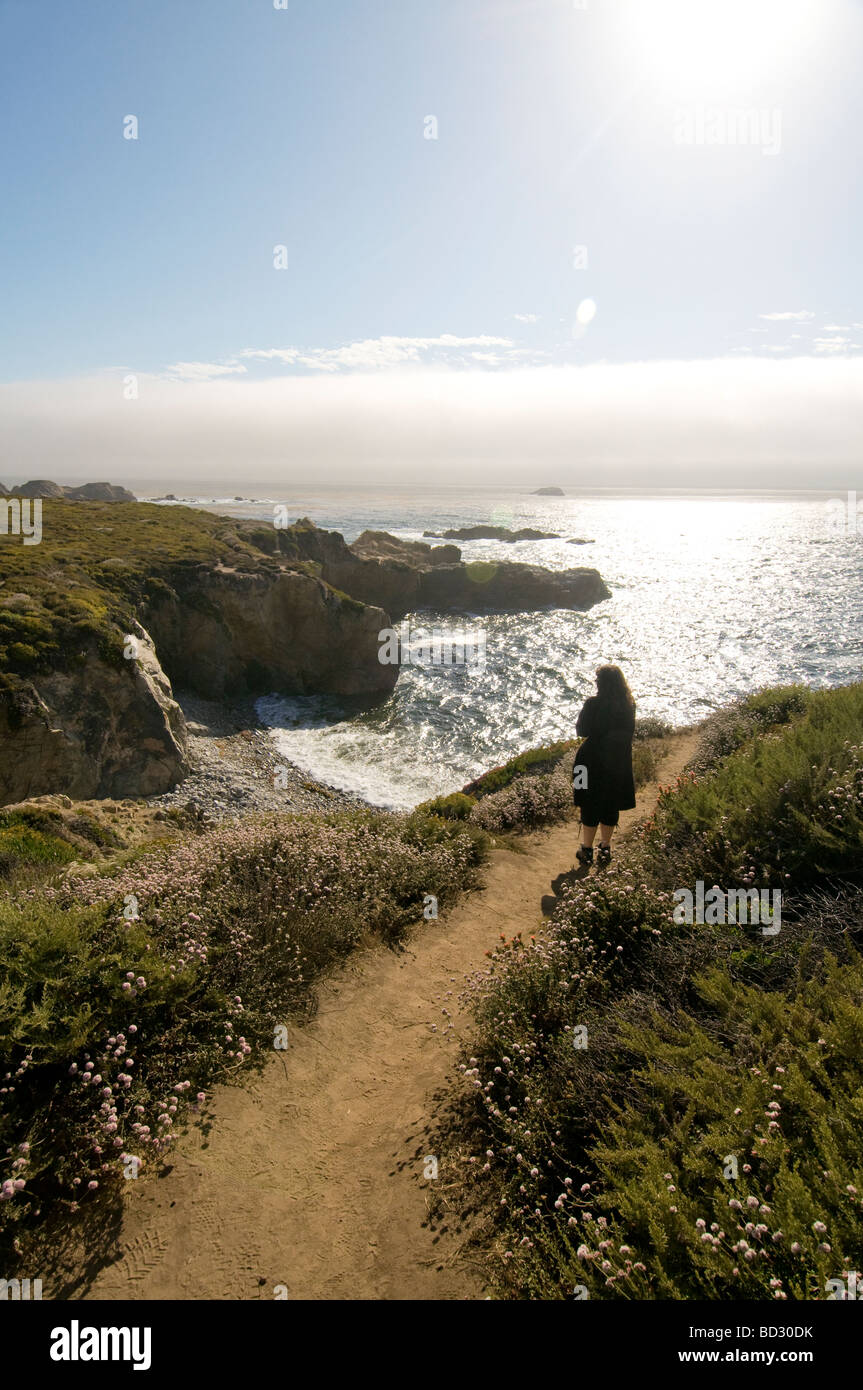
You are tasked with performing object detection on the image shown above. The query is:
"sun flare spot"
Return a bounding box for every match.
[615,0,829,98]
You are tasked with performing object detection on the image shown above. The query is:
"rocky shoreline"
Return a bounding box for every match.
[146,692,367,821]
[3,695,372,885]
[1,503,609,807]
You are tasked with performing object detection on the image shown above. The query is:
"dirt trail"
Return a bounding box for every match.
[66,733,698,1302]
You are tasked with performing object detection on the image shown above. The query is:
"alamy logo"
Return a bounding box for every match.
[1,1277,42,1299]
[1,498,42,545]
[826,1272,862,1300]
[673,104,782,156]
[378,621,486,669]
[825,491,863,538]
[673,881,781,935]
[50,1320,151,1371]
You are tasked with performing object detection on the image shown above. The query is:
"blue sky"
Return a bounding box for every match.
[1,0,862,484]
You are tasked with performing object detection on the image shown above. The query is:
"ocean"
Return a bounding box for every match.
[139,485,863,810]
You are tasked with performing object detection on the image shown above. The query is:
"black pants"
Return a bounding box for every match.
[576,793,620,829]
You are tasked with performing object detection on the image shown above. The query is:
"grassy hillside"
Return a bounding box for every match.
[5,680,860,1298]
[0,501,291,693]
[447,683,863,1300]
[0,704,664,1255]
[0,803,488,1252]
[0,798,192,890]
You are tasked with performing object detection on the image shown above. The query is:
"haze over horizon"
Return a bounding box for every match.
[2,0,861,488]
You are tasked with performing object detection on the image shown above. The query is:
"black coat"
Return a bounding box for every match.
[572,696,636,812]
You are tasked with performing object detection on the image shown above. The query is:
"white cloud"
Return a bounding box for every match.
[3,356,862,489]
[239,348,302,363]
[240,334,515,372]
[513,313,541,323]
[813,336,852,353]
[759,310,815,321]
[166,361,247,382]
[823,324,851,331]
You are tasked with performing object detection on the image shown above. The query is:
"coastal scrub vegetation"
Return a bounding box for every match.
[418,716,673,835]
[446,682,863,1299]
[5,679,859,1299]
[0,500,337,702]
[0,807,487,1253]
[0,804,125,888]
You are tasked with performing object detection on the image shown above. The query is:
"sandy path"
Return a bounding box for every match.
[66,733,698,1302]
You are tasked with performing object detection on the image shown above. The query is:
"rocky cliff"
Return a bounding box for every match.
[352,531,462,565]
[0,502,610,805]
[0,502,397,804]
[143,564,396,700]
[422,525,559,542]
[0,625,187,804]
[270,519,610,619]
[1,480,138,501]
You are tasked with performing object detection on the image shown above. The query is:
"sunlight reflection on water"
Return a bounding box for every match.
[210,490,859,809]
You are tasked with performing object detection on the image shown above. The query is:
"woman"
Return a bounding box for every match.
[572,664,636,867]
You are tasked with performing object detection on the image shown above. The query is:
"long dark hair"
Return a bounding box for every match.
[595,664,635,717]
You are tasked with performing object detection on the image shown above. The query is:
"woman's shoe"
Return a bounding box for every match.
[596,844,612,866]
[576,845,594,866]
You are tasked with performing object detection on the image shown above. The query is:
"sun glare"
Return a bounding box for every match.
[617,0,827,97]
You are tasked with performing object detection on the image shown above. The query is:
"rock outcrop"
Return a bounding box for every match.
[4,480,137,502]
[0,625,188,804]
[143,565,398,700]
[269,520,610,619]
[63,482,138,502]
[422,526,559,542]
[412,560,606,613]
[0,502,402,805]
[0,502,610,805]
[532,486,565,496]
[352,531,461,565]
[8,479,66,499]
[0,569,396,805]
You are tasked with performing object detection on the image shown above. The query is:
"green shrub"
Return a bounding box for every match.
[0,806,487,1251]
[5,644,38,665]
[579,958,863,1300]
[632,741,658,787]
[0,811,81,881]
[417,791,476,821]
[469,766,573,835]
[634,716,674,741]
[65,814,121,849]
[458,726,664,837]
[463,741,577,799]
[448,682,863,1300]
[691,685,811,776]
[643,683,863,892]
